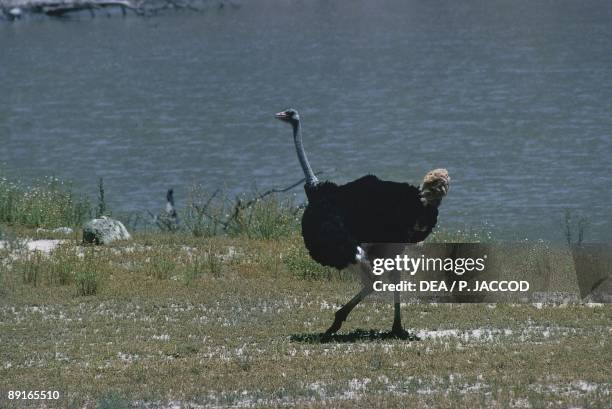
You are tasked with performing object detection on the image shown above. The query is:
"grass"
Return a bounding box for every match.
[284,236,338,281]
[0,176,608,408]
[0,230,610,408]
[0,174,91,229]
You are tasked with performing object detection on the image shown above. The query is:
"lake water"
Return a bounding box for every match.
[1,0,611,241]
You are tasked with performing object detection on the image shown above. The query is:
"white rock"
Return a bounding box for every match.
[83,216,131,245]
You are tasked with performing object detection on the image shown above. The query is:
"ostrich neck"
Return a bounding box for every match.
[293,121,318,186]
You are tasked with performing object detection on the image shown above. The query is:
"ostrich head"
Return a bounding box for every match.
[420,168,450,207]
[275,109,300,125]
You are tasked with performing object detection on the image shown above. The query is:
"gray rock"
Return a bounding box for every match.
[83,216,131,245]
[6,7,22,20]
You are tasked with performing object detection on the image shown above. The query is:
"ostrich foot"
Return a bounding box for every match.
[320,312,346,342]
[390,325,420,341]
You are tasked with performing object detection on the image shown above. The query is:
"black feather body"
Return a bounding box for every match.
[301,175,439,270]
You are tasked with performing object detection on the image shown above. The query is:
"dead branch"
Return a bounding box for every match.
[223,171,325,230]
[2,0,237,18]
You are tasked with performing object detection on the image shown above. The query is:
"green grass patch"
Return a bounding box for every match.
[0,174,91,229]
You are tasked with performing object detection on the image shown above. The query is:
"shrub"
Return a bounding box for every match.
[75,249,102,296]
[17,252,44,286]
[181,184,301,240]
[182,186,227,237]
[76,269,100,296]
[226,195,300,240]
[0,174,91,228]
[48,245,80,285]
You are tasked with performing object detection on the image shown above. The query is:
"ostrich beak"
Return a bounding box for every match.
[275,111,288,119]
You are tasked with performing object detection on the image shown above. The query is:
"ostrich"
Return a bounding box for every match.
[275,108,449,340]
[166,189,178,222]
[164,188,180,230]
[153,189,179,231]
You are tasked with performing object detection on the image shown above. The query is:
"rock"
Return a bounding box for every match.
[83,216,131,245]
[6,7,23,20]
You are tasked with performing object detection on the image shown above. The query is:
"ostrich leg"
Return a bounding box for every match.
[322,284,373,340]
[360,243,412,338]
[390,269,411,338]
[390,244,420,339]
[322,248,374,340]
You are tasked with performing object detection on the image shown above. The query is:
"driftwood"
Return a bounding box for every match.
[42,1,136,16]
[1,0,237,18]
[2,0,138,17]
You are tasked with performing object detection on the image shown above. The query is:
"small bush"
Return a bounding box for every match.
[227,195,300,240]
[183,186,227,237]
[17,252,44,286]
[3,242,110,294]
[0,174,91,228]
[180,184,301,239]
[48,245,80,285]
[76,269,100,296]
[75,249,102,296]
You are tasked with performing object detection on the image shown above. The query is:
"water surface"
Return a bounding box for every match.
[1,0,611,241]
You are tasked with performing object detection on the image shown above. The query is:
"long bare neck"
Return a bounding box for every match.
[293,121,318,186]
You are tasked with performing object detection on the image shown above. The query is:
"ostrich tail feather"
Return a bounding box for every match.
[420,168,450,206]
